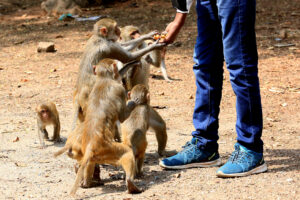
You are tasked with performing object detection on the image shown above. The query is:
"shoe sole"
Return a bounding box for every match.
[159,158,222,170]
[216,163,268,178]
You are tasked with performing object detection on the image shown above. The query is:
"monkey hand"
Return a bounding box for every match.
[127,100,137,109]
[144,30,160,40]
[150,40,166,50]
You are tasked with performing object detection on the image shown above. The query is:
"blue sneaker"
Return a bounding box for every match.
[216,143,267,177]
[159,138,221,169]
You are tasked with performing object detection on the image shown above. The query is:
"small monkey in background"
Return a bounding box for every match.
[36,102,61,148]
[41,0,81,17]
[121,84,150,176]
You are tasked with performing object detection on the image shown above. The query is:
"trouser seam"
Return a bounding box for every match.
[237,0,254,137]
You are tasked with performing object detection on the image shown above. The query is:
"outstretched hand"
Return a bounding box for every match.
[160,12,187,44]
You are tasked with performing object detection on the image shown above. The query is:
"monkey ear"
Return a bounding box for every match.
[100,27,108,37]
[93,65,97,75]
[146,93,150,101]
[113,64,119,79]
[127,91,131,99]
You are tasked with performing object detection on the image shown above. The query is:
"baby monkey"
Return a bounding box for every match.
[121,84,150,176]
[36,102,61,148]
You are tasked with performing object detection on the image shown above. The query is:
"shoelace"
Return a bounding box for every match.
[182,141,192,148]
[180,143,197,155]
[229,146,251,164]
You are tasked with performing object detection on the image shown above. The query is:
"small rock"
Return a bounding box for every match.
[37,42,56,53]
[189,95,194,99]
[15,162,27,167]
[20,79,28,82]
[279,30,288,39]
[176,173,181,178]
[286,178,293,182]
[274,43,295,48]
[13,137,19,142]
[55,35,63,39]
[159,92,164,95]
[50,68,57,72]
[281,102,288,107]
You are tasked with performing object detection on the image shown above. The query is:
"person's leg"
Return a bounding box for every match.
[216,0,267,177]
[191,0,224,153]
[160,0,223,169]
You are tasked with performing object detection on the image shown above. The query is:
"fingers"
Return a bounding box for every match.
[146,30,159,39]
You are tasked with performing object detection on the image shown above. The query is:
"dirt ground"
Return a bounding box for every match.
[0,0,299,199]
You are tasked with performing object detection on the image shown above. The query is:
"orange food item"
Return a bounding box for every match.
[153,34,161,40]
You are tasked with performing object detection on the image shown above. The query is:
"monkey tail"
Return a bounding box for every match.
[70,145,93,196]
[53,145,70,158]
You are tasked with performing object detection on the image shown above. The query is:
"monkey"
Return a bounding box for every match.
[54,122,83,161]
[121,84,151,176]
[36,102,61,148]
[74,60,141,142]
[71,18,165,130]
[54,122,102,184]
[119,26,168,156]
[41,0,82,17]
[70,58,142,195]
[120,25,171,84]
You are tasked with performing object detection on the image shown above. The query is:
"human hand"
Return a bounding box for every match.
[160,13,187,44]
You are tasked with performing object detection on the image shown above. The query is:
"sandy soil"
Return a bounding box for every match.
[0,0,299,199]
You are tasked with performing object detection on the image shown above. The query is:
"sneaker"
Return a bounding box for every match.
[159,138,221,169]
[216,143,267,177]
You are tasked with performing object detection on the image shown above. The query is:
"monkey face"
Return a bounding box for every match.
[40,109,50,121]
[130,84,150,104]
[130,30,140,39]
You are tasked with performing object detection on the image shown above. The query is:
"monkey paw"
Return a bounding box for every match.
[81,180,104,188]
[50,137,62,143]
[127,180,143,194]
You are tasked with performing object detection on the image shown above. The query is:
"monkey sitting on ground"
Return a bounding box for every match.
[121,84,151,177]
[70,58,142,195]
[72,18,165,130]
[36,102,61,148]
[41,0,82,17]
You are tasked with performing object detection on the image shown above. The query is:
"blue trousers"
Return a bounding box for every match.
[191,0,263,153]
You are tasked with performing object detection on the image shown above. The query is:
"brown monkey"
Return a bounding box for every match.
[54,123,101,184]
[54,123,83,161]
[36,102,61,148]
[41,0,82,17]
[70,59,142,195]
[119,26,168,156]
[120,25,171,84]
[72,18,164,130]
[121,84,150,176]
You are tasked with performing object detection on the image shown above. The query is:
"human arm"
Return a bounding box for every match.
[163,12,187,44]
